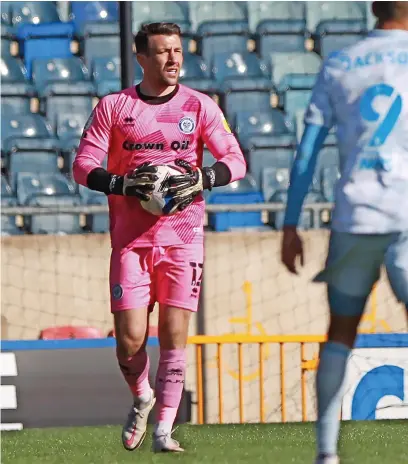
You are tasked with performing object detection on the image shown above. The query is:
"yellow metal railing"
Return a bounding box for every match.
[188,334,326,425]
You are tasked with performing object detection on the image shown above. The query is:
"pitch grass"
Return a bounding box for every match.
[2,421,408,464]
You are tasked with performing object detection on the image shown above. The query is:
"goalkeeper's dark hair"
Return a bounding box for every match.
[372,1,408,21]
[135,22,181,55]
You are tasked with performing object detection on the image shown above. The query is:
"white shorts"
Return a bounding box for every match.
[313,230,408,303]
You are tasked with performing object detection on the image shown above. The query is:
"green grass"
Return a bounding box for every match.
[2,422,408,464]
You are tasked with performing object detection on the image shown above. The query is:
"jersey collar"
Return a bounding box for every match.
[369,28,408,38]
[136,84,179,105]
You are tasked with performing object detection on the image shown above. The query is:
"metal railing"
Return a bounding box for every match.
[188,334,326,425]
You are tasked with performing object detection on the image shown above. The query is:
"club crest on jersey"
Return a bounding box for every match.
[178,117,196,134]
[112,284,123,300]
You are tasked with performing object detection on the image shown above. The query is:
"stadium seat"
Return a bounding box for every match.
[197,21,250,64]
[189,1,247,32]
[246,138,296,188]
[1,56,36,114]
[9,150,60,189]
[179,53,214,94]
[261,166,291,203]
[32,57,91,94]
[92,56,143,97]
[207,175,266,232]
[8,1,60,28]
[16,172,82,234]
[132,1,190,34]
[39,90,94,136]
[214,52,274,120]
[270,52,322,89]
[1,175,22,236]
[234,109,296,148]
[16,22,75,77]
[85,194,109,233]
[306,1,366,33]
[39,326,105,339]
[222,81,276,123]
[315,20,367,58]
[268,190,326,230]
[248,1,306,32]
[56,112,88,144]
[70,1,119,36]
[256,19,308,59]
[16,171,76,205]
[83,22,120,65]
[1,24,15,58]
[1,113,53,149]
[212,51,269,84]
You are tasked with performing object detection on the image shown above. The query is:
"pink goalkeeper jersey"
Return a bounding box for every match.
[73,84,246,249]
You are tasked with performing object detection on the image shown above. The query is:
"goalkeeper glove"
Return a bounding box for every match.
[110,162,158,201]
[166,159,215,213]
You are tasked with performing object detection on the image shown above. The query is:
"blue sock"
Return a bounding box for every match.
[316,341,351,457]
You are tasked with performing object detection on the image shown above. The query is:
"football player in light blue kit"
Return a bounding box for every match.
[281,2,408,464]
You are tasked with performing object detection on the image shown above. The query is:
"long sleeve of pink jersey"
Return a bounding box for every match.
[72,95,115,186]
[201,98,246,182]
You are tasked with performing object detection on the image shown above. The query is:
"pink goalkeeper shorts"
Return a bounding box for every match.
[109,244,204,312]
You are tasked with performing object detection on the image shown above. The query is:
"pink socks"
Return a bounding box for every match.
[155,349,186,435]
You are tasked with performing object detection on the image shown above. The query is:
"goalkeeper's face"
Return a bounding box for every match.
[142,34,183,88]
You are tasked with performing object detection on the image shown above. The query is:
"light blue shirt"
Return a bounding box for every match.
[284,29,408,233]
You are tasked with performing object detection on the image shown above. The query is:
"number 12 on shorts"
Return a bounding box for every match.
[189,262,203,296]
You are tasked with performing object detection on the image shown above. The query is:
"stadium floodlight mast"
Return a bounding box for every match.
[119,1,134,90]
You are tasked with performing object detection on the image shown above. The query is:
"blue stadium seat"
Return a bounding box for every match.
[56,112,89,144]
[246,137,296,188]
[197,21,250,64]
[16,172,82,234]
[8,1,60,28]
[306,1,366,32]
[212,51,269,84]
[207,175,266,232]
[315,20,367,58]
[270,51,321,116]
[213,51,273,119]
[16,22,75,77]
[85,194,109,233]
[70,1,119,36]
[179,53,214,94]
[132,2,190,33]
[268,190,326,230]
[8,150,60,189]
[26,194,83,235]
[1,176,22,236]
[38,87,94,135]
[32,57,91,93]
[248,1,306,32]
[92,56,143,97]
[83,22,120,65]
[189,1,247,32]
[256,19,308,58]
[270,52,321,89]
[235,109,295,147]
[261,166,291,203]
[1,3,12,26]
[1,113,53,148]
[1,25,15,58]
[1,56,36,114]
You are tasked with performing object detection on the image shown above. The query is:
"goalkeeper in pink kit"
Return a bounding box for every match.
[73,22,246,453]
